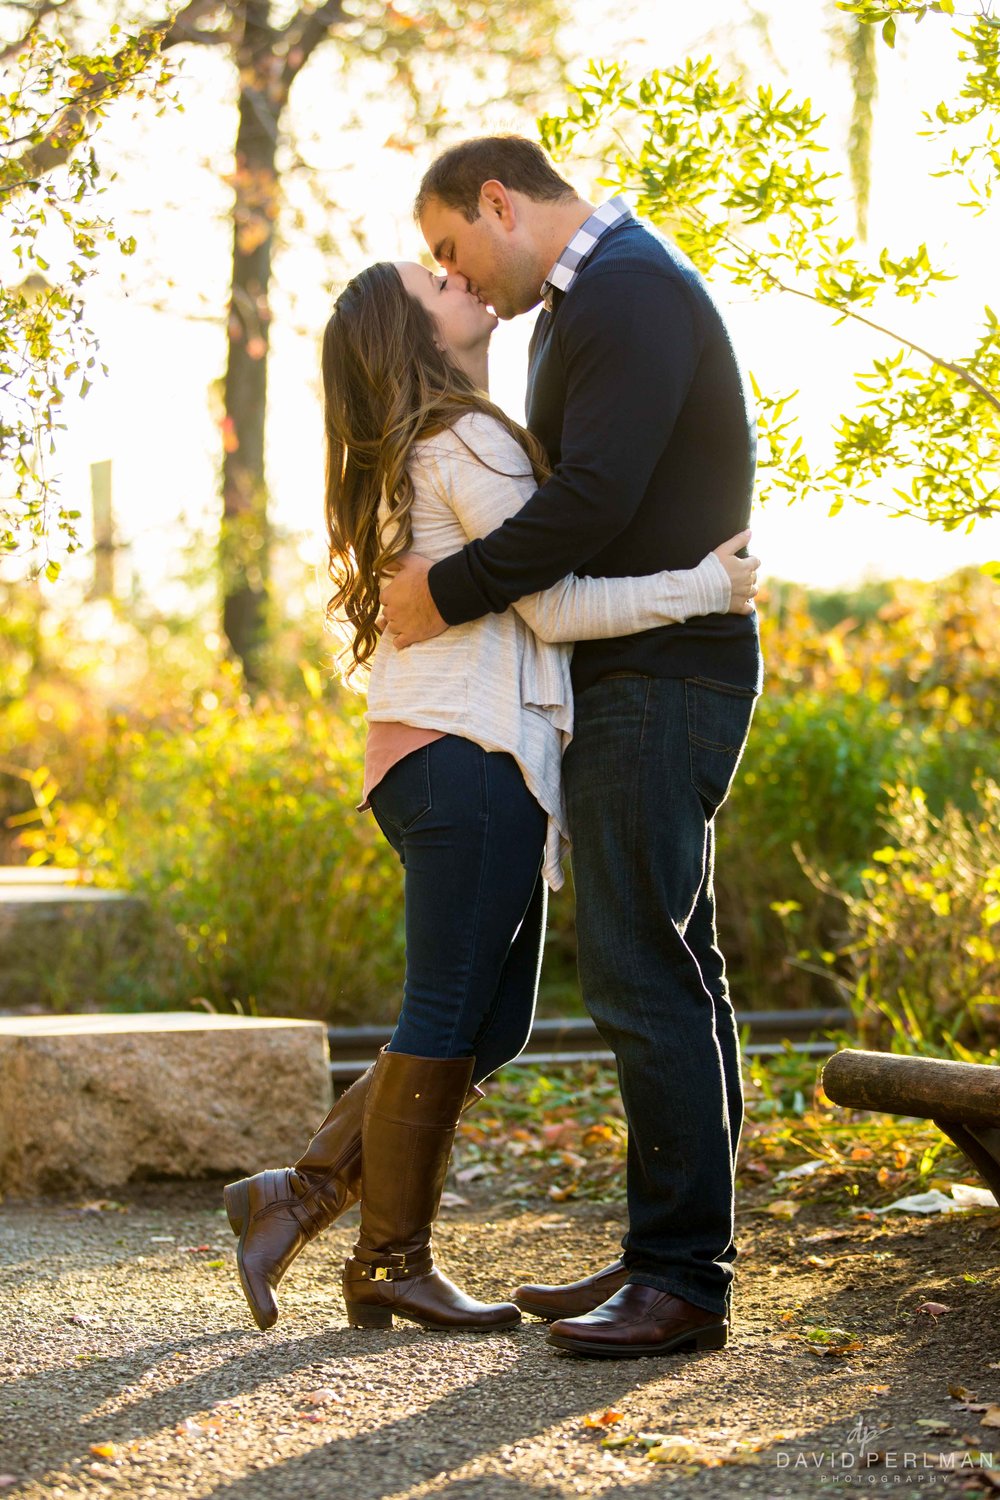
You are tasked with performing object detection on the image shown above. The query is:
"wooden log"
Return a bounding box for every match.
[822,1049,1000,1130]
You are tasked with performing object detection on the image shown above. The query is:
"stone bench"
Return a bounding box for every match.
[0,1013,332,1198]
[0,867,149,1010]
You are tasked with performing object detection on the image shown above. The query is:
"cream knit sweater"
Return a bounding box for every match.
[366,412,732,890]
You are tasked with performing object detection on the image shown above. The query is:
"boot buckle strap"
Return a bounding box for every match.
[370,1251,408,1281]
[359,1251,430,1282]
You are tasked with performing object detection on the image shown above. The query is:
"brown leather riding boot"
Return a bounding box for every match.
[225,1064,485,1331]
[224,1066,372,1330]
[343,1049,520,1332]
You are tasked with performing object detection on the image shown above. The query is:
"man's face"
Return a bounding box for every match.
[419,192,544,321]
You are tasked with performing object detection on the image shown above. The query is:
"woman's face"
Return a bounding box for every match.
[395,260,498,359]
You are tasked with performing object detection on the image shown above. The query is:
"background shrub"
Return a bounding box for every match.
[3,566,998,1040]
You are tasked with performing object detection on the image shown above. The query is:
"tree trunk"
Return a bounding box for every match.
[220,0,283,683]
[846,17,877,242]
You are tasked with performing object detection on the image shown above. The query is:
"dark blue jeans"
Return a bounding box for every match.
[563,674,758,1315]
[368,735,548,1083]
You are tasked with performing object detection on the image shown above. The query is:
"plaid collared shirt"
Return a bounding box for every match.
[539,195,634,311]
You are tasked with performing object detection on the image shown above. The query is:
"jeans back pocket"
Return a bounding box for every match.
[684,677,758,815]
[368,745,433,838]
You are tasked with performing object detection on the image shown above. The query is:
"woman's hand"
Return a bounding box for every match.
[714,529,761,615]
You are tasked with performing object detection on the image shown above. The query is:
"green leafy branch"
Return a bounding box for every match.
[539,25,998,530]
[1,19,178,573]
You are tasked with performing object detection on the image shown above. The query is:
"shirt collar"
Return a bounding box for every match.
[539,195,634,311]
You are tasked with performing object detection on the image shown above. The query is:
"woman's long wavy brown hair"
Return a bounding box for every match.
[322,261,549,684]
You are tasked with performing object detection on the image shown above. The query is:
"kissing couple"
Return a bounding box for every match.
[224,133,763,1361]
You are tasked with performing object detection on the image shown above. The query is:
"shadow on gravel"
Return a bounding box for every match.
[4,1327,399,1475]
[193,1345,726,1500]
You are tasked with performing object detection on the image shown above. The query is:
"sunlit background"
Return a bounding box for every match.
[14,0,1000,623]
[2,0,997,1067]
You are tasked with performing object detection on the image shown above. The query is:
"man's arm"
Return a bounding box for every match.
[430,268,703,626]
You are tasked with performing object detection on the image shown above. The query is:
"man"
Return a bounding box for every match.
[382,136,763,1359]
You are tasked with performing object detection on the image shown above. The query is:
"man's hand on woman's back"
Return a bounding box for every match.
[380,554,448,649]
[714,530,760,615]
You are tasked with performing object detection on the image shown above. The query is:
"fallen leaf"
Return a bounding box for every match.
[776,1160,826,1181]
[0,1478,17,1490]
[949,1384,974,1400]
[914,1420,953,1434]
[89,1444,116,1459]
[302,1388,340,1406]
[646,1437,719,1466]
[584,1409,624,1428]
[850,1145,874,1161]
[454,1163,496,1183]
[601,1434,634,1449]
[982,1407,1000,1428]
[803,1255,831,1268]
[803,1326,863,1357]
[802,1228,853,1244]
[765,1199,800,1219]
[439,1192,470,1209]
[204,1259,225,1269]
[176,1418,205,1436]
[548,1183,578,1202]
[295,1411,326,1423]
[67,1313,99,1325]
[917,1301,951,1317]
[183,1244,212,1253]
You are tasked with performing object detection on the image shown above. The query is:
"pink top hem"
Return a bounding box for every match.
[358,722,447,810]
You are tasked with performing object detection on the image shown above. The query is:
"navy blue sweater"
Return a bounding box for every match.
[428,218,764,695]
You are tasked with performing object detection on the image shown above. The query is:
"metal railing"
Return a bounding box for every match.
[327,1007,851,1083]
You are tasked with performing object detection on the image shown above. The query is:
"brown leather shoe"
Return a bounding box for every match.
[516,1262,735,1330]
[343,1050,520,1333]
[547,1284,728,1358]
[514,1259,629,1320]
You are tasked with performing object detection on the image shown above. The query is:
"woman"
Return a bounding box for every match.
[224,261,759,1336]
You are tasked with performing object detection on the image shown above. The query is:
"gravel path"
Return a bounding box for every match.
[2,1181,998,1499]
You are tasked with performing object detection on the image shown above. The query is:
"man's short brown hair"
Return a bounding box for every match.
[415,136,576,223]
